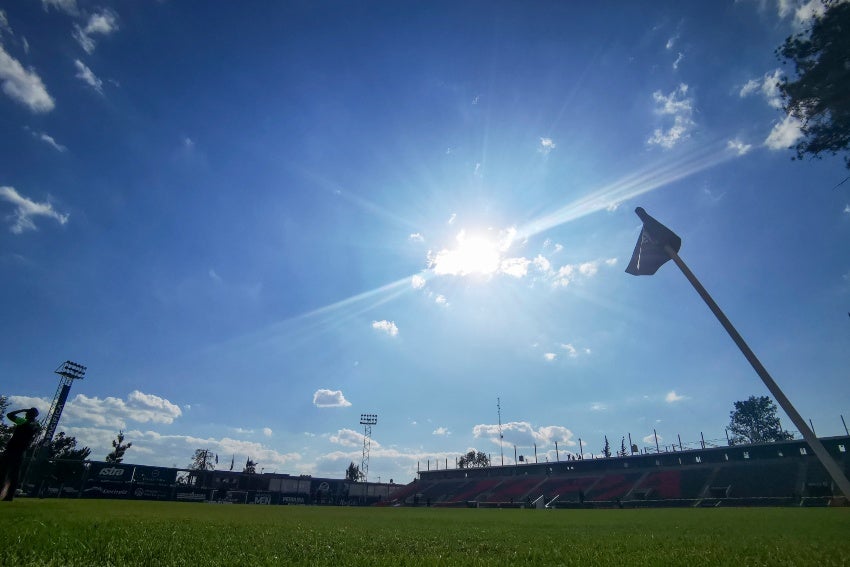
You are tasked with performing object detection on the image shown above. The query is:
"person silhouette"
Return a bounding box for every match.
[0,407,40,501]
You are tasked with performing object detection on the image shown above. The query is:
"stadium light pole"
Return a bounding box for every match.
[626,207,850,501]
[359,414,377,482]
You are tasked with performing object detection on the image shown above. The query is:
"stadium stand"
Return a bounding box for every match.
[393,436,850,508]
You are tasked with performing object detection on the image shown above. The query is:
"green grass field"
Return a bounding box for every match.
[1,500,848,566]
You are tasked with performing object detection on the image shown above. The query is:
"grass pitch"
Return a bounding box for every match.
[1,500,848,566]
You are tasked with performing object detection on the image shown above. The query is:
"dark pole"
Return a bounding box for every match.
[842,415,849,436]
[555,441,559,462]
[534,443,538,464]
[628,433,633,454]
[664,243,850,500]
[678,434,683,451]
[700,432,705,449]
[725,428,730,446]
[578,438,583,460]
[653,429,660,453]
[809,419,816,436]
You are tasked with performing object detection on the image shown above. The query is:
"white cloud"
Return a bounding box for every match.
[665,390,686,403]
[73,9,119,54]
[74,59,103,93]
[643,433,662,444]
[648,84,694,149]
[795,0,828,25]
[411,274,426,289]
[0,186,69,234]
[432,427,450,436]
[262,427,273,437]
[10,390,182,430]
[500,257,530,278]
[434,294,447,305]
[539,137,556,155]
[543,352,557,361]
[28,130,67,152]
[764,114,804,150]
[312,389,352,408]
[604,258,617,266]
[0,44,55,113]
[447,213,456,225]
[578,262,598,277]
[329,428,369,447]
[739,69,783,109]
[409,232,424,242]
[844,204,850,214]
[473,421,576,448]
[665,36,676,50]
[533,255,551,273]
[672,52,684,70]
[727,138,752,156]
[560,343,578,358]
[590,402,607,411]
[41,0,78,15]
[372,319,399,337]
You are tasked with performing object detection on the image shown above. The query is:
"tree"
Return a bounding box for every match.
[617,437,628,458]
[189,449,216,471]
[728,396,794,445]
[48,432,91,461]
[345,462,364,482]
[0,395,11,452]
[457,450,490,469]
[44,431,91,486]
[243,458,257,474]
[601,436,611,458]
[777,1,850,168]
[105,430,132,463]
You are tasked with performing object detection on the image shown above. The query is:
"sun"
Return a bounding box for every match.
[429,230,502,276]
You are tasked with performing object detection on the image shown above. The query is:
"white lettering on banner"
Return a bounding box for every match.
[99,467,126,477]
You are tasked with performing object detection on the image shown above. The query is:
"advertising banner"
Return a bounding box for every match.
[132,465,177,486]
[89,463,134,484]
[82,482,133,499]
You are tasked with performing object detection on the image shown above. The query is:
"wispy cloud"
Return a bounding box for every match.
[409,232,424,242]
[0,44,55,113]
[31,130,67,152]
[432,427,450,436]
[539,137,556,155]
[672,52,684,70]
[727,139,752,156]
[41,0,78,15]
[262,427,273,437]
[764,114,803,150]
[739,69,783,109]
[0,186,69,234]
[543,352,557,361]
[73,9,119,54]
[329,428,371,447]
[372,319,399,337]
[411,275,426,289]
[312,389,352,408]
[74,59,103,93]
[647,83,694,149]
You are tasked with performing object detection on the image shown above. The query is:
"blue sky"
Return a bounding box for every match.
[1,0,848,483]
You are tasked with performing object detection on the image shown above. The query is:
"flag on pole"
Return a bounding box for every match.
[230,455,234,471]
[625,207,682,276]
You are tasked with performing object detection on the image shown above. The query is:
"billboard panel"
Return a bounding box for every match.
[89,463,134,484]
[132,465,177,486]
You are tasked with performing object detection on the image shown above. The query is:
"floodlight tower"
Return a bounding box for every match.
[359,413,378,482]
[41,361,86,445]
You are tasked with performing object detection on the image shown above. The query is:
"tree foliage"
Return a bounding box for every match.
[601,436,611,458]
[243,458,258,474]
[189,449,216,471]
[728,396,794,445]
[345,461,364,482]
[105,430,132,463]
[617,437,628,458]
[0,395,11,452]
[47,432,91,461]
[457,450,490,469]
[777,1,850,167]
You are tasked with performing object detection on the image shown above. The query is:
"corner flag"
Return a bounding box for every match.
[625,207,681,275]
